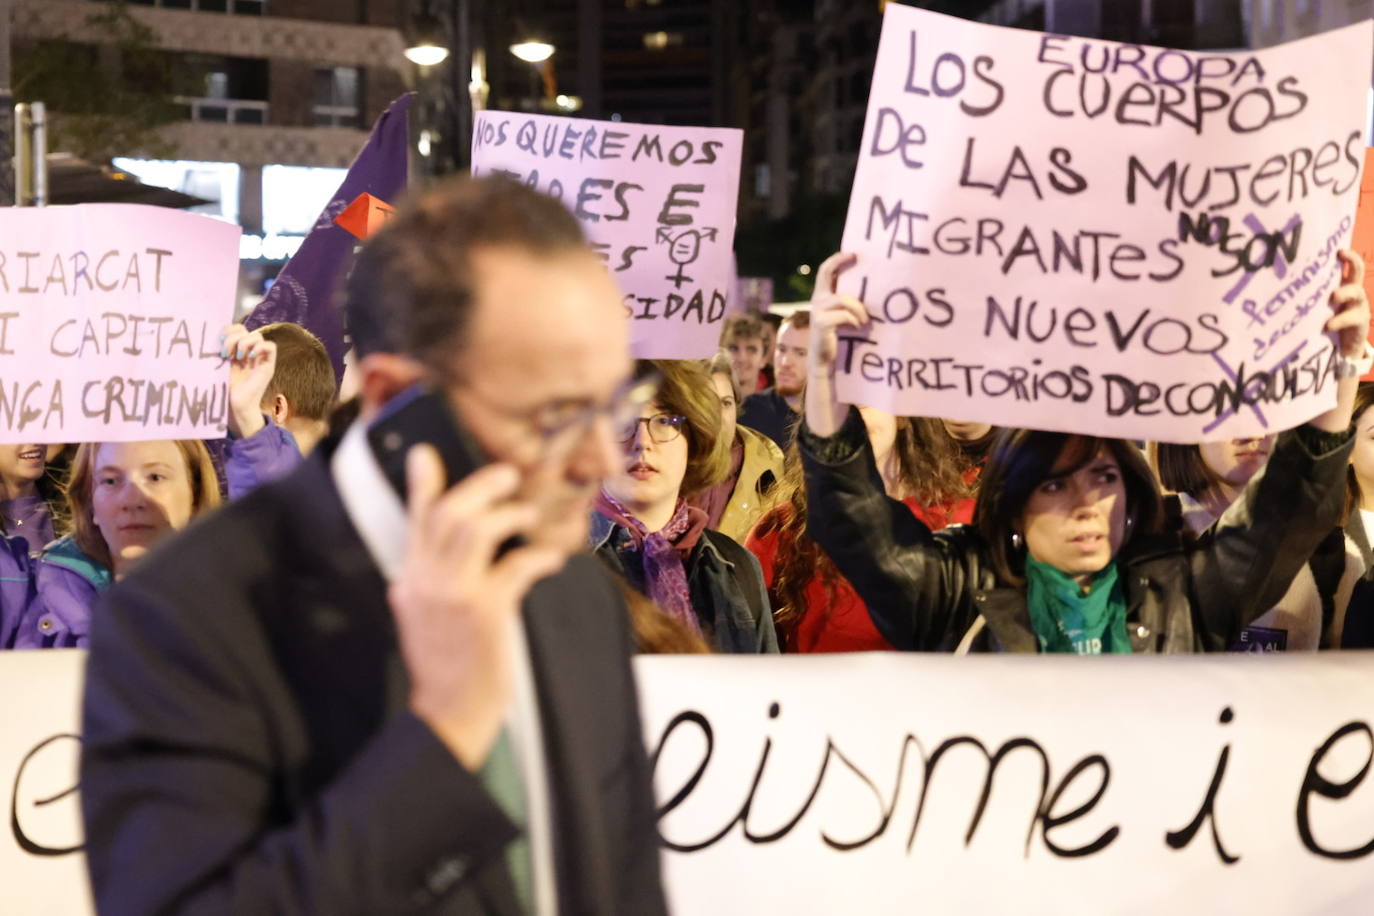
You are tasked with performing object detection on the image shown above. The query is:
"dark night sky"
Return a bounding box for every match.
[912,0,1005,18]
[772,1,1004,22]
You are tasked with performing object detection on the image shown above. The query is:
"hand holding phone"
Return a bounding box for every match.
[370,386,557,768]
[385,435,563,771]
[368,385,529,557]
[367,385,490,502]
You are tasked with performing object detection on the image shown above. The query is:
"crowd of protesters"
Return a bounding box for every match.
[585,241,1374,656]
[0,321,335,649]
[1,231,1373,657]
[0,174,1363,916]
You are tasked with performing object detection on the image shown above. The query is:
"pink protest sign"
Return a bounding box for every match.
[838,6,1371,443]
[471,111,743,359]
[0,204,240,443]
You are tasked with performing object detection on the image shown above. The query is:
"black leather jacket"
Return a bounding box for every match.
[800,408,1354,653]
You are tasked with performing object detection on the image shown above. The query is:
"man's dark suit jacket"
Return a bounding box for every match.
[79,443,670,916]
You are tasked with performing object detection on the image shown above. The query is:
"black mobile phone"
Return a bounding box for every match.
[366,385,491,503]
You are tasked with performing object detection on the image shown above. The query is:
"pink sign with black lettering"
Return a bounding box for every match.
[838,5,1371,442]
[471,111,743,360]
[0,204,239,443]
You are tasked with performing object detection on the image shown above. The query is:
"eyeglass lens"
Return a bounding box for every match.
[620,414,683,444]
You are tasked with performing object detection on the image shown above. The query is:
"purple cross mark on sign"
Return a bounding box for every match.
[1223,213,1302,308]
[1201,341,1308,437]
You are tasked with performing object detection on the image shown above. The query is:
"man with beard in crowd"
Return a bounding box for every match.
[739,310,809,450]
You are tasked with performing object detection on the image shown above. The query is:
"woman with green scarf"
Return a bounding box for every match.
[794,250,1371,654]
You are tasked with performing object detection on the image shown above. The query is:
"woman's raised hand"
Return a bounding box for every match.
[805,252,872,437]
[1310,248,1371,433]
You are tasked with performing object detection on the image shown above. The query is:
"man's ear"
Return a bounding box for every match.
[264,393,289,425]
[358,352,426,418]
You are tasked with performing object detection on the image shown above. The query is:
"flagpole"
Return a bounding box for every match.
[0,0,13,206]
[452,0,471,173]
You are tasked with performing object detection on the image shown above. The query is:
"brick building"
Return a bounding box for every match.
[13,0,412,296]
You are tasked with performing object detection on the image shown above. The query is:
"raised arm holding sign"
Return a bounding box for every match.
[800,237,1368,654]
[833,5,1372,443]
[796,7,1374,656]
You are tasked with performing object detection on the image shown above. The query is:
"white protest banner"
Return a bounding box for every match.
[0,204,239,442]
[641,653,1374,914]
[0,650,91,916]
[9,651,1374,914]
[838,7,1372,442]
[470,111,743,359]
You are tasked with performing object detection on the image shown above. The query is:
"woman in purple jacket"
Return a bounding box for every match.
[0,442,66,552]
[12,439,221,649]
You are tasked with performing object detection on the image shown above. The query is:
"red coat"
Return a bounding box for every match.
[745,496,975,653]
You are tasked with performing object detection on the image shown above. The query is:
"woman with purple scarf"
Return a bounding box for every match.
[591,360,779,654]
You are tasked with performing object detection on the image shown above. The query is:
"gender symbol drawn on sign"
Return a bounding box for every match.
[657,226,720,289]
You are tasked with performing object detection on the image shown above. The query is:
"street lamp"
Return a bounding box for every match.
[510,40,555,63]
[405,42,450,66]
[404,8,450,66]
[510,33,555,112]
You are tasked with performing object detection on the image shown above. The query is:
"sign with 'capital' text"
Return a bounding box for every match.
[838,6,1372,442]
[471,111,743,360]
[0,204,239,443]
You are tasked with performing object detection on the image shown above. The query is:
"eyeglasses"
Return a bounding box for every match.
[450,371,661,464]
[620,413,686,445]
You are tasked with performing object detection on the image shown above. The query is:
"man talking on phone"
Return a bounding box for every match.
[79,177,670,915]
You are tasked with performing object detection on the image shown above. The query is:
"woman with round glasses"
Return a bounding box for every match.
[591,360,779,653]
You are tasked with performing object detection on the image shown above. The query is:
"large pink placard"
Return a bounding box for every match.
[0,204,239,443]
[471,111,743,359]
[838,6,1372,442]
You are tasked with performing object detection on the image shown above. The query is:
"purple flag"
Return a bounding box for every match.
[246,92,414,382]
